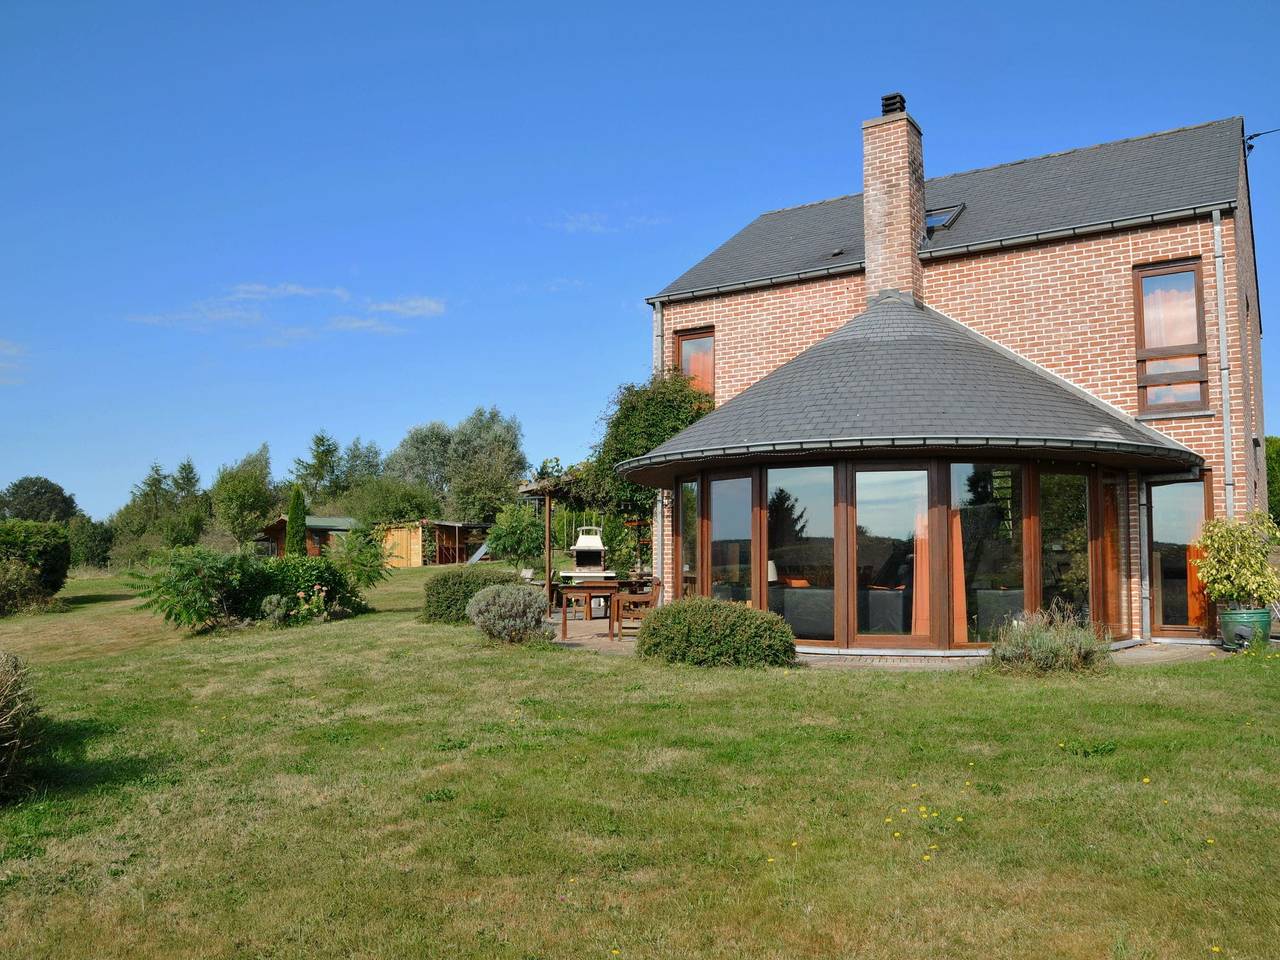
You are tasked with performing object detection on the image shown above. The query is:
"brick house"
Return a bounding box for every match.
[619,94,1265,654]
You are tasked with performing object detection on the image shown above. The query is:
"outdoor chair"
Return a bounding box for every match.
[609,578,663,640]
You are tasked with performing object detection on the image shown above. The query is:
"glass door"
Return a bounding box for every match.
[851,469,932,644]
[708,476,754,604]
[1149,480,1208,635]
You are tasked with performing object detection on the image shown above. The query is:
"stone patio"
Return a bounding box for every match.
[549,614,1224,669]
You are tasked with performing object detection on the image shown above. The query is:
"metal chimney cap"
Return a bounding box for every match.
[881,92,906,115]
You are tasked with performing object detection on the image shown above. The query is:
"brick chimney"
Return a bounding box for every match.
[862,92,925,300]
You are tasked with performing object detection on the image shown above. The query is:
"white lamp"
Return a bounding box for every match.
[767,560,778,583]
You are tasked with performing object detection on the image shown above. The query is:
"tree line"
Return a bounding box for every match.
[0,405,529,567]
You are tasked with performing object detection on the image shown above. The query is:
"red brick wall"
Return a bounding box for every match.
[656,211,1263,639]
[863,113,925,299]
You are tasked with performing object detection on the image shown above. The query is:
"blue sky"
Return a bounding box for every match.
[1,1,1277,518]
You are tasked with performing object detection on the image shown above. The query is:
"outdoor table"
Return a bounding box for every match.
[559,581,620,639]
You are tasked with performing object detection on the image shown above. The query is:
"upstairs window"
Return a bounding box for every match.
[676,328,715,396]
[1134,262,1208,414]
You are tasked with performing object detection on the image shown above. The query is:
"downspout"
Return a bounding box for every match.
[652,302,666,591]
[1212,210,1236,518]
[1137,480,1151,640]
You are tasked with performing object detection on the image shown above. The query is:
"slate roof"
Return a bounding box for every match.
[618,292,1200,486]
[654,118,1243,301]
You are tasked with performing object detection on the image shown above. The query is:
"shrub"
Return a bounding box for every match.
[264,554,367,618]
[636,597,796,668]
[988,604,1112,673]
[422,566,519,623]
[0,519,72,596]
[325,529,392,590]
[0,559,43,618]
[465,584,548,643]
[0,651,39,796]
[132,547,273,630]
[486,504,544,571]
[1193,511,1280,608]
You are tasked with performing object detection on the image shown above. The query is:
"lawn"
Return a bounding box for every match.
[1,568,1278,959]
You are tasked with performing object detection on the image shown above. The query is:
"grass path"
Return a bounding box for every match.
[1,569,1278,959]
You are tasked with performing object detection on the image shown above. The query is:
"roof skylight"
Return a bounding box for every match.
[925,204,964,234]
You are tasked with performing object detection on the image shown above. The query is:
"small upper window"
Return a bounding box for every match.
[1134,261,1208,414]
[925,205,963,234]
[677,328,714,396]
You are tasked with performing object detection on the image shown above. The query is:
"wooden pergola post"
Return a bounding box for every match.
[544,493,553,608]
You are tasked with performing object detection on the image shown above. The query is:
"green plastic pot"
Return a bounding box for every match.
[1218,608,1272,651]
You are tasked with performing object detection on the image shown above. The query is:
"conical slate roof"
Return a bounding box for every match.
[619,291,1200,486]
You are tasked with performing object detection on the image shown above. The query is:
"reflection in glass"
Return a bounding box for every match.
[1151,482,1207,628]
[1040,473,1090,620]
[679,480,699,598]
[767,467,835,640]
[1147,382,1202,406]
[679,334,715,394]
[855,471,929,635]
[1141,271,1198,347]
[710,477,753,603]
[950,464,1024,641]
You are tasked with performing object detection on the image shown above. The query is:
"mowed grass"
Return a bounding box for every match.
[1,569,1278,959]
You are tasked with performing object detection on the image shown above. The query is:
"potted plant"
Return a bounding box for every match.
[1192,511,1280,651]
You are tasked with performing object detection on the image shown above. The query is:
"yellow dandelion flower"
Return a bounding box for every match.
[884,817,893,823]
[612,951,621,956]
[964,780,972,787]
[570,877,577,883]
[767,857,775,863]
[1163,799,1169,805]
[931,812,939,818]
[922,854,931,862]
[920,814,928,820]
[1205,838,1215,845]
[1142,777,1151,784]
[918,805,927,812]
[1058,741,1065,748]
[900,807,908,813]
[791,841,798,847]
[929,843,939,850]
[910,782,919,788]
[892,831,901,838]
[1210,947,1220,954]
[955,816,964,822]
[968,761,974,766]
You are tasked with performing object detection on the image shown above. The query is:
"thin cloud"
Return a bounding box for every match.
[255,325,319,349]
[547,211,667,234]
[229,282,350,302]
[0,361,21,386]
[549,212,613,234]
[0,339,24,356]
[367,296,445,318]
[129,300,262,331]
[328,316,407,335]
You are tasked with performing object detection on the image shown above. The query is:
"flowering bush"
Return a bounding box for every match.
[0,559,43,618]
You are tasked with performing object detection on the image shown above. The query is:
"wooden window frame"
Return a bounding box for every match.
[672,476,702,599]
[1133,259,1209,415]
[674,326,715,397]
[762,463,841,646]
[674,456,1126,651]
[1147,472,1214,638]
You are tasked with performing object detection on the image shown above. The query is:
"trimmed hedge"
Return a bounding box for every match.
[466,584,548,643]
[0,520,71,597]
[422,566,519,624]
[637,597,796,667]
